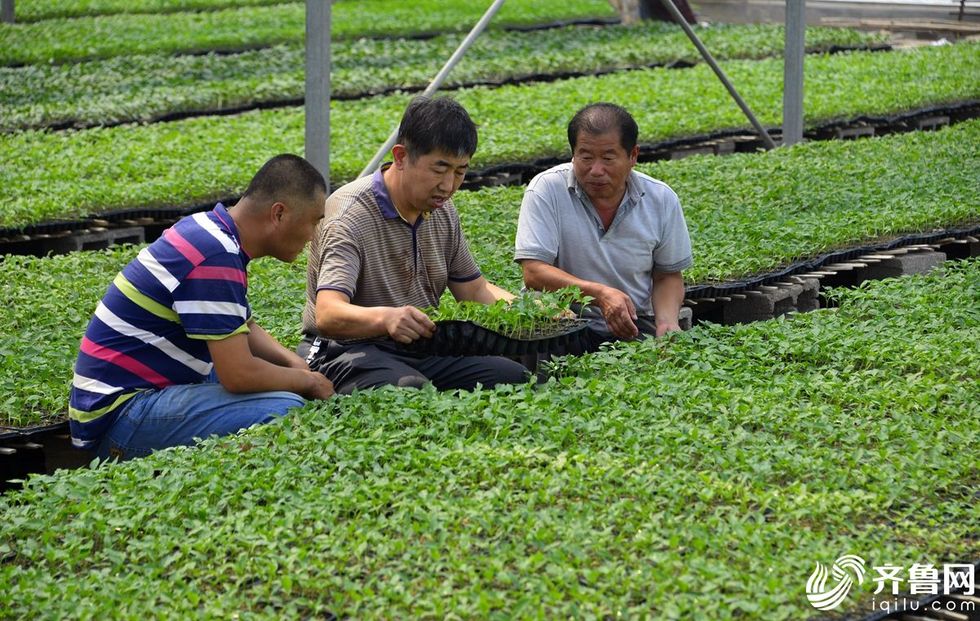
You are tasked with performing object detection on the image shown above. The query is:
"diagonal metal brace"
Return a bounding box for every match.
[359,0,508,177]
[658,0,777,149]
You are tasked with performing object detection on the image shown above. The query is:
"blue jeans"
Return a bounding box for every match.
[96,379,305,461]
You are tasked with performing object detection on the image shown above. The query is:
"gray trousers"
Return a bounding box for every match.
[300,337,529,395]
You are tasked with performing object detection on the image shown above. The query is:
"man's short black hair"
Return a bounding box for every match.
[242,153,326,204]
[396,96,478,160]
[567,103,639,153]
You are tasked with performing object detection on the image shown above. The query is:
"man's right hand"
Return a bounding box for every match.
[301,370,335,400]
[384,306,436,344]
[596,286,639,340]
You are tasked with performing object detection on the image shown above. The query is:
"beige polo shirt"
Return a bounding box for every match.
[302,167,481,336]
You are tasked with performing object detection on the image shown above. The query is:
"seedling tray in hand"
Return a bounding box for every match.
[400,318,591,357]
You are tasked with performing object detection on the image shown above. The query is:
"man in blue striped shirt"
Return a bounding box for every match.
[69,154,335,460]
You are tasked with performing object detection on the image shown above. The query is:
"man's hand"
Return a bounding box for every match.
[209,333,335,399]
[384,306,436,344]
[596,286,639,339]
[652,271,686,339]
[300,371,335,399]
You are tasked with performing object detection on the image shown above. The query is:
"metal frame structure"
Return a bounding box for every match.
[1,0,14,24]
[304,0,810,182]
[783,0,806,146]
[357,0,507,177]
[305,1,332,186]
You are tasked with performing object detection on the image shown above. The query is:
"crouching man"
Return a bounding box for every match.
[70,154,335,460]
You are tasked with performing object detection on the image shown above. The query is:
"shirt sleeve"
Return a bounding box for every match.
[514,182,560,264]
[653,187,694,273]
[173,252,251,339]
[446,206,482,282]
[315,218,362,300]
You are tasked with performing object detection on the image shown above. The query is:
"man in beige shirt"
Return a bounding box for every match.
[301,96,529,393]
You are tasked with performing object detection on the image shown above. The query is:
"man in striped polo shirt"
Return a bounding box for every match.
[301,96,529,393]
[70,154,335,460]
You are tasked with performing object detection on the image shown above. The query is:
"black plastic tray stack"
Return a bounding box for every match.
[395,318,592,357]
[1,421,90,492]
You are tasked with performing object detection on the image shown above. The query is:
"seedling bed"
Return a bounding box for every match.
[1,101,975,252]
[12,42,893,134]
[2,261,976,616]
[683,223,980,300]
[3,244,974,490]
[465,100,980,190]
[4,42,974,229]
[0,1,619,66]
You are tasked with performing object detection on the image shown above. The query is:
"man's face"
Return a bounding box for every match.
[571,130,639,204]
[399,149,470,213]
[273,190,326,262]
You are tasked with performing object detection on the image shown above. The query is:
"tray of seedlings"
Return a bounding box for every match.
[399,288,593,357]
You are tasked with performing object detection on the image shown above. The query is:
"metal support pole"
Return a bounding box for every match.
[1,0,14,23]
[782,0,805,146]
[359,0,507,177]
[305,0,332,187]
[659,0,777,150]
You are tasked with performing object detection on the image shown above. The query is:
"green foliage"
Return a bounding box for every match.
[1,42,976,228]
[15,0,294,22]
[456,119,980,290]
[0,248,133,427]
[1,260,976,618]
[0,23,884,131]
[427,287,589,339]
[643,119,980,284]
[2,121,977,428]
[0,0,616,65]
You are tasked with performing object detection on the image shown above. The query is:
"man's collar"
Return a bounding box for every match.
[213,202,248,259]
[371,165,399,220]
[372,164,431,224]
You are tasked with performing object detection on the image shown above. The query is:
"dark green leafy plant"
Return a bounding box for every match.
[0,260,976,618]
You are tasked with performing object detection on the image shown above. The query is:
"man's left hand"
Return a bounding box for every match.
[655,322,682,337]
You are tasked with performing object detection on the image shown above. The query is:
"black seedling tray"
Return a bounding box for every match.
[398,318,592,357]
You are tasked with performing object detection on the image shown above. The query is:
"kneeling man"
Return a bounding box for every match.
[515,102,693,347]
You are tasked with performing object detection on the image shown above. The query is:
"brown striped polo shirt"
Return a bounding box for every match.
[302,166,481,336]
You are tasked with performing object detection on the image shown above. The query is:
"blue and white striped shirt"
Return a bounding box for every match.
[69,204,251,449]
